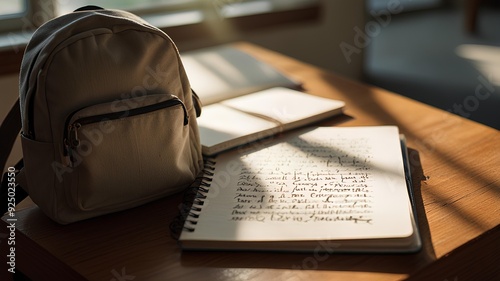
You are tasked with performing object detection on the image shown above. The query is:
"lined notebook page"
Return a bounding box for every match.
[181,126,413,242]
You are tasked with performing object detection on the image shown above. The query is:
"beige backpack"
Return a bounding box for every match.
[1,6,204,224]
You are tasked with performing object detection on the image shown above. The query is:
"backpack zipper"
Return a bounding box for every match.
[63,97,188,166]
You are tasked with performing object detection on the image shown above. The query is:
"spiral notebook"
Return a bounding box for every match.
[174,126,421,253]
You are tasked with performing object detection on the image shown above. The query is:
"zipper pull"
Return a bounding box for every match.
[64,123,81,167]
[69,123,81,148]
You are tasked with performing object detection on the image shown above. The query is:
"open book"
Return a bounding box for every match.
[181,45,301,105]
[176,126,422,253]
[197,87,345,155]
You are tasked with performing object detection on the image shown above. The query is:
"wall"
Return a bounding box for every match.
[176,0,366,80]
[245,0,366,80]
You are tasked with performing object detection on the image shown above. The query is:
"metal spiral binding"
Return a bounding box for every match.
[169,158,216,238]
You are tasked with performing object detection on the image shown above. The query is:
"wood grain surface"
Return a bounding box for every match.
[1,42,498,281]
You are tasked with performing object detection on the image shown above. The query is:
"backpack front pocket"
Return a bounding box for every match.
[62,94,194,211]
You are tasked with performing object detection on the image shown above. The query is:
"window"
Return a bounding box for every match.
[0,0,27,33]
[0,0,320,74]
[0,0,25,16]
[57,0,198,15]
[368,0,443,12]
[1,0,319,30]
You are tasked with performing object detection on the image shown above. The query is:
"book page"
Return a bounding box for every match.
[181,126,414,242]
[198,87,345,155]
[220,87,345,125]
[197,104,278,147]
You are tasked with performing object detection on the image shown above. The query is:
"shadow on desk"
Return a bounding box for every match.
[179,148,437,275]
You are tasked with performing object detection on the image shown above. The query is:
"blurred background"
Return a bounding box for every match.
[1,0,499,171]
[365,0,500,130]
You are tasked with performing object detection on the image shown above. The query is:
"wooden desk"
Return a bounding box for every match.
[1,43,499,281]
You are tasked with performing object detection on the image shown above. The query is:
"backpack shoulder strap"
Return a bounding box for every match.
[0,99,27,213]
[0,98,21,173]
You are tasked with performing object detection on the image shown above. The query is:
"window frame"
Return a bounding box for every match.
[0,0,57,33]
[0,0,321,75]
